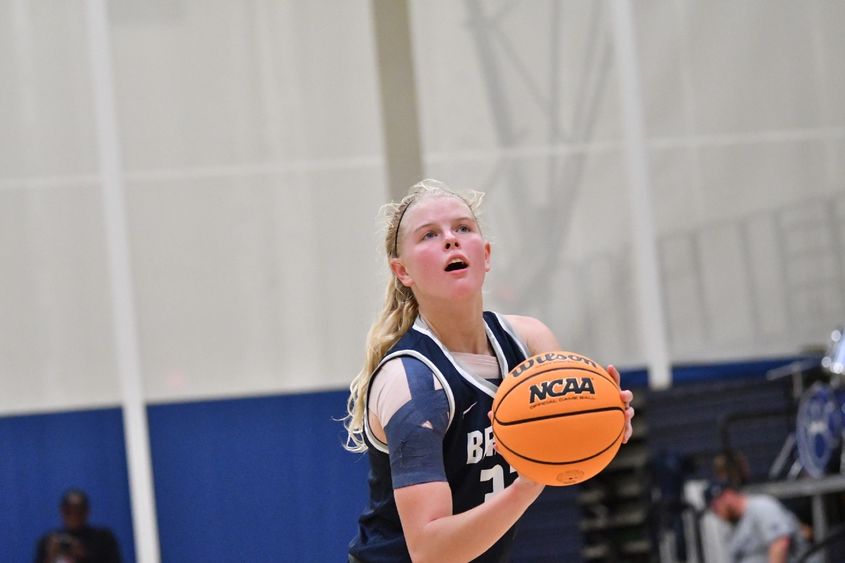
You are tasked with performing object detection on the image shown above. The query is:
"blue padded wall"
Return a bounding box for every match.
[0,408,135,563]
[2,358,813,563]
[147,390,370,562]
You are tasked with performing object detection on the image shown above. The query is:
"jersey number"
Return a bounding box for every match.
[480,463,516,502]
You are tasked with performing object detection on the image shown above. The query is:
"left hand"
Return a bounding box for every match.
[608,365,635,443]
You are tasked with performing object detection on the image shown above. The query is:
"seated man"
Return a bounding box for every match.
[34,489,121,563]
[705,480,810,563]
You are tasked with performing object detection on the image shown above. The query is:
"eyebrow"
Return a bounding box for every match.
[411,216,476,234]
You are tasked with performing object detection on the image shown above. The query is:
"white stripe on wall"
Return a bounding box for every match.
[84,1,160,561]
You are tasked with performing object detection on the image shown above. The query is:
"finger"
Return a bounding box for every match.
[619,389,633,405]
[607,364,621,386]
[488,411,500,453]
[622,406,635,443]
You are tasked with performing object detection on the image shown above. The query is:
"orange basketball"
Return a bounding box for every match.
[492,351,626,486]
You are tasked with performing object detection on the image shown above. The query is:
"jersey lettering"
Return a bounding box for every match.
[467,430,483,463]
[466,424,497,464]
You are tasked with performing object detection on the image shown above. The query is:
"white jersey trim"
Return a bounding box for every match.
[494,312,530,359]
[363,350,457,455]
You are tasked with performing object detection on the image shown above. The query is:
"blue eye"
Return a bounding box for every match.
[422,231,437,240]
[457,224,472,233]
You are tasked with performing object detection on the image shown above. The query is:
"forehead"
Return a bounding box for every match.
[402,195,474,228]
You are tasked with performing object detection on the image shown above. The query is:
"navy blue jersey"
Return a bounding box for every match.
[349,311,529,563]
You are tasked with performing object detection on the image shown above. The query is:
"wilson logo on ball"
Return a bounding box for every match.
[528,377,595,404]
[511,352,597,378]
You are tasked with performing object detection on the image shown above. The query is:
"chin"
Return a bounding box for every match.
[448,279,484,295]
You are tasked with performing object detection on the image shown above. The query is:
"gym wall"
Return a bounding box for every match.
[1,1,843,561]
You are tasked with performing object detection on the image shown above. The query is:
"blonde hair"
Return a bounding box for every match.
[343,179,484,452]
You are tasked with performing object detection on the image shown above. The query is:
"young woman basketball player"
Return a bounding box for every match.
[345,179,635,562]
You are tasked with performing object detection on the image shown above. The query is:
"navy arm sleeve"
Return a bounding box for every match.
[384,356,450,489]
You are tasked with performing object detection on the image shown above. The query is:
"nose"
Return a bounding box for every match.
[444,233,460,250]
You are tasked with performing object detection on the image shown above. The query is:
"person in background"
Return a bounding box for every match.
[705,480,810,563]
[712,450,814,546]
[34,489,121,563]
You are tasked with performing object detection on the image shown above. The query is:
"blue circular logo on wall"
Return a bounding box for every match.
[796,382,844,478]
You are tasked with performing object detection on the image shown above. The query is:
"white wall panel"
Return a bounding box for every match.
[108,0,386,401]
[649,148,704,232]
[661,236,708,356]
[129,169,384,402]
[110,0,382,171]
[696,140,829,220]
[411,0,622,154]
[2,0,845,415]
[810,1,845,128]
[745,214,789,338]
[0,186,119,414]
[0,1,97,179]
[684,0,822,134]
[409,0,845,366]
[835,139,845,184]
[632,0,690,139]
[697,225,755,346]
[0,0,385,412]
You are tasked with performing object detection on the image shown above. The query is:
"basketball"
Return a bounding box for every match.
[492,351,626,486]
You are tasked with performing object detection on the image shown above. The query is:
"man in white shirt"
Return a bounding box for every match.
[705,481,810,563]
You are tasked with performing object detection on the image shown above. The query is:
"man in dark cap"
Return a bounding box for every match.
[705,480,810,563]
[34,489,121,563]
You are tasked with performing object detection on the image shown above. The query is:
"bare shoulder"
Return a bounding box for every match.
[503,314,561,355]
[503,314,549,338]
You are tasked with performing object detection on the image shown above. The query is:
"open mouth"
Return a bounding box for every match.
[445,259,468,272]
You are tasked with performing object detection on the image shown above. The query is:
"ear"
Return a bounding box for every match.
[390,258,414,287]
[483,240,492,272]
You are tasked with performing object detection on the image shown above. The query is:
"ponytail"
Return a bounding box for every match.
[343,278,418,452]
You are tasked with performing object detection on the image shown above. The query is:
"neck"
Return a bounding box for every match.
[418,297,489,355]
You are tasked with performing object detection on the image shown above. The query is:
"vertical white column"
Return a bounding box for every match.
[609,0,671,389]
[370,0,424,199]
[83,1,161,561]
